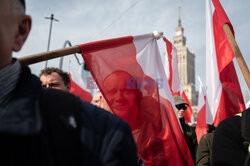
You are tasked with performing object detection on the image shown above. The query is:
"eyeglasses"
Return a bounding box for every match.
[176,104,187,110]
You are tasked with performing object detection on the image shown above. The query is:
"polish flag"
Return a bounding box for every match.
[163,37,193,123]
[196,77,207,143]
[206,0,245,126]
[79,33,194,166]
[69,67,92,103]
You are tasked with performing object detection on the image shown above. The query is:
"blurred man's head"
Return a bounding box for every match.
[93,91,102,107]
[39,67,71,92]
[0,0,31,69]
[173,95,189,119]
[93,91,112,113]
[99,93,112,113]
[19,0,25,9]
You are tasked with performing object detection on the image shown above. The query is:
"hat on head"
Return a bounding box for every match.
[173,95,189,106]
[19,0,25,9]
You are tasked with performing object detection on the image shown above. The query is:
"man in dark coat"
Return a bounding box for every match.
[212,107,250,166]
[0,0,138,165]
[196,125,216,166]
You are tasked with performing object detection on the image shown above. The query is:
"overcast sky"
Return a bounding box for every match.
[14,0,250,99]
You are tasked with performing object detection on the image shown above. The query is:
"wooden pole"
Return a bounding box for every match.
[223,24,250,89]
[18,45,81,66]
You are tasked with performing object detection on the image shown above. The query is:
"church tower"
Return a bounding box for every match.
[173,7,198,107]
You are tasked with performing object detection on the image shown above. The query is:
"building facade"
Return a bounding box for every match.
[173,7,198,109]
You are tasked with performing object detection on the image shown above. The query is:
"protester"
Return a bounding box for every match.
[212,107,250,166]
[92,90,112,113]
[92,91,102,106]
[39,67,71,92]
[173,95,197,163]
[0,0,138,165]
[196,125,216,166]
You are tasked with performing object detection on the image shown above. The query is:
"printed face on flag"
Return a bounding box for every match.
[103,70,139,120]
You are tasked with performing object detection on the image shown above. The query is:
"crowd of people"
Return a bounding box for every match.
[0,0,249,165]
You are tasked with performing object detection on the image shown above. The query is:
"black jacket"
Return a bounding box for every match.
[0,65,138,166]
[212,111,250,166]
[180,118,197,163]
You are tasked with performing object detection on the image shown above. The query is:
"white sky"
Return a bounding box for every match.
[14,0,250,99]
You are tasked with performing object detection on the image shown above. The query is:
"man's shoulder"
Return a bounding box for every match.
[14,65,42,97]
[214,115,242,146]
[200,132,214,144]
[216,115,241,133]
[80,100,129,131]
[39,82,129,135]
[2,65,43,134]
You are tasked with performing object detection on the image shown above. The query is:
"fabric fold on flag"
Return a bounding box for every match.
[206,0,245,126]
[163,37,193,123]
[79,33,194,166]
[69,66,92,103]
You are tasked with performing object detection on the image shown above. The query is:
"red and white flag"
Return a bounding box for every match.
[196,77,207,143]
[163,37,193,123]
[206,0,245,126]
[69,67,92,103]
[79,33,193,166]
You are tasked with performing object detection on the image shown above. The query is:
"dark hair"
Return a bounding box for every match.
[39,67,71,86]
[19,0,25,9]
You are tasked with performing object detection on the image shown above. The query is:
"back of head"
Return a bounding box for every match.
[11,0,25,14]
[92,91,101,106]
[0,0,31,69]
[19,0,25,9]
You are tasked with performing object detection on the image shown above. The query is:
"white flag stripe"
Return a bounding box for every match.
[171,47,180,92]
[206,0,222,124]
[197,79,206,112]
[164,52,170,81]
[70,67,89,91]
[134,34,176,112]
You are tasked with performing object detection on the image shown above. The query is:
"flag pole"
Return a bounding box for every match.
[223,24,250,89]
[18,46,81,66]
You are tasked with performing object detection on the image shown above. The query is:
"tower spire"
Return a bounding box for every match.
[178,6,181,27]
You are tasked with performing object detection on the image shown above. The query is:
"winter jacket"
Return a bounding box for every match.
[196,132,214,166]
[0,65,138,166]
[212,108,250,166]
